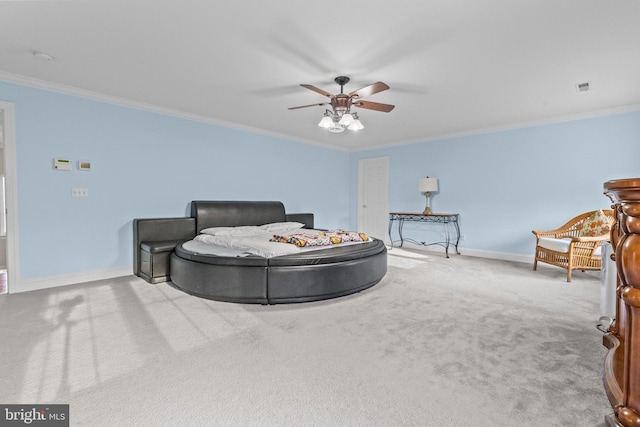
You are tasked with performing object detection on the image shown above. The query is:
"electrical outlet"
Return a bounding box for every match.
[460,234,466,241]
[71,188,88,197]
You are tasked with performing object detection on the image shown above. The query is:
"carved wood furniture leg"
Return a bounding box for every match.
[603,178,640,427]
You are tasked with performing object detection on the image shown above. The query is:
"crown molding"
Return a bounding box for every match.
[2,71,639,154]
[0,72,347,152]
[359,103,640,151]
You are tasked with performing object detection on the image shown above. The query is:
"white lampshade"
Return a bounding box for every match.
[318,115,333,128]
[339,113,354,126]
[419,177,438,193]
[328,123,345,133]
[347,119,364,131]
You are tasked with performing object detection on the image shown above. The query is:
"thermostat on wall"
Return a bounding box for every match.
[78,160,91,171]
[53,158,71,171]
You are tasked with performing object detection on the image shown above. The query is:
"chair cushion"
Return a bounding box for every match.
[578,210,611,237]
[538,237,602,256]
[538,238,570,253]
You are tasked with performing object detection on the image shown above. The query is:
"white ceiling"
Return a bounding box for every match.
[1,1,639,151]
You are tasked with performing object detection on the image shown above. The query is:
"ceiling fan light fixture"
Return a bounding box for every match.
[328,123,345,133]
[289,76,394,135]
[348,118,364,131]
[339,113,354,126]
[318,114,333,128]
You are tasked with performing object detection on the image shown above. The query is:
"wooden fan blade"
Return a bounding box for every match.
[349,82,389,98]
[353,100,395,112]
[300,84,334,98]
[288,102,329,110]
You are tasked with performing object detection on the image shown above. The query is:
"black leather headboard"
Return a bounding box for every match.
[191,201,287,233]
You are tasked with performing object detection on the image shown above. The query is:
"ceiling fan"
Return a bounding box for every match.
[288,76,395,133]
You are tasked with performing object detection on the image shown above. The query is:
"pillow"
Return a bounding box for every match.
[199,226,266,236]
[578,210,611,237]
[259,222,305,232]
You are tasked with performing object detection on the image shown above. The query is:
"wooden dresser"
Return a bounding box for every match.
[603,178,640,426]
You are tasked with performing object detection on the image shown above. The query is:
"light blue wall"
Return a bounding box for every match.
[1,81,350,279]
[3,80,639,281]
[350,111,640,255]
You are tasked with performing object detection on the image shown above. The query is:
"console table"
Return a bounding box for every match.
[388,212,460,258]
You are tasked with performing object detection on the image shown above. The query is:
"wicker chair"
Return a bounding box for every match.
[532,210,615,282]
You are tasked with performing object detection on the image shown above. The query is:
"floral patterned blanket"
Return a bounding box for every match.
[270,229,370,247]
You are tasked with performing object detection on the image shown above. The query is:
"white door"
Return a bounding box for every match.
[358,157,389,242]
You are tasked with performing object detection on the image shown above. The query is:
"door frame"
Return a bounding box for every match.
[0,101,20,291]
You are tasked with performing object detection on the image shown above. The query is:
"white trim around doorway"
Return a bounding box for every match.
[0,101,20,292]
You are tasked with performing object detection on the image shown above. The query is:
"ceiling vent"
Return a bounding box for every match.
[576,82,591,93]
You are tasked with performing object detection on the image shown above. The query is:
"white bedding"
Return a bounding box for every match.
[194,231,302,257]
[183,227,370,258]
[181,240,251,257]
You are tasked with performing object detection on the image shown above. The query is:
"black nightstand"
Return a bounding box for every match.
[139,240,185,284]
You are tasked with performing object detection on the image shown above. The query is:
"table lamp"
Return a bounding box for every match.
[419,177,438,214]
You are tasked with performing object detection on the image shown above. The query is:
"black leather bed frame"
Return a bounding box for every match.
[133,201,387,304]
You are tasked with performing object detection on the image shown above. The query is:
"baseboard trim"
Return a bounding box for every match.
[12,266,133,293]
[8,246,535,294]
[399,242,534,264]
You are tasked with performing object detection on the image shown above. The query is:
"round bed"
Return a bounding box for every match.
[169,201,387,304]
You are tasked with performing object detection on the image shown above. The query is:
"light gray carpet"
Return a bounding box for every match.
[0,249,611,426]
